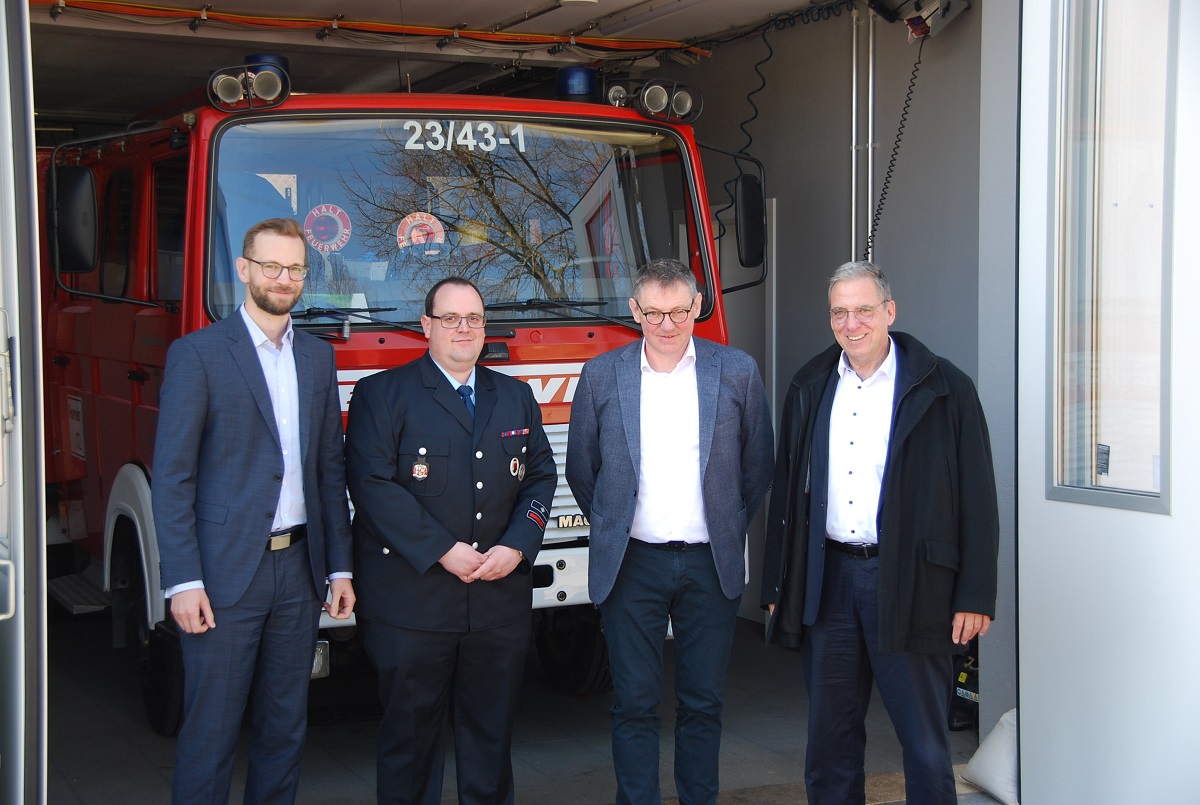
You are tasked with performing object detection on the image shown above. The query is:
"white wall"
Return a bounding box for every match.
[1016,3,1200,801]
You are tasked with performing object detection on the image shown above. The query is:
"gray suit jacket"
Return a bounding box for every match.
[566,337,774,604]
[152,312,352,607]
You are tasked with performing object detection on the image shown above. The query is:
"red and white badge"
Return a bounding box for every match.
[304,204,353,253]
[396,212,445,254]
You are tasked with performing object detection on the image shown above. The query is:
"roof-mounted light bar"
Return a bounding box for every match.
[207,54,291,111]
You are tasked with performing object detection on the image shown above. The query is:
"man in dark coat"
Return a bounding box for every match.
[761,261,999,805]
[345,277,556,805]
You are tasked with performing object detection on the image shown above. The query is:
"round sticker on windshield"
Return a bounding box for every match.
[397,212,445,255]
[304,204,352,253]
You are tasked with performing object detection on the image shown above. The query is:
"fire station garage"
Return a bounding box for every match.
[22,1,1200,804]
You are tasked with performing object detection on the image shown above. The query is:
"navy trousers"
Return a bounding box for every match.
[801,550,956,805]
[172,540,322,805]
[598,539,741,805]
[361,617,530,805]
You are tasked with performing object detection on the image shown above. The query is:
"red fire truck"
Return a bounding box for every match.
[40,58,764,735]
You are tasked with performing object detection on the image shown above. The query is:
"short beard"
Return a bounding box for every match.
[248,281,300,316]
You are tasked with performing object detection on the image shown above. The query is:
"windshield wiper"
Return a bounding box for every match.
[293,305,423,338]
[487,298,641,333]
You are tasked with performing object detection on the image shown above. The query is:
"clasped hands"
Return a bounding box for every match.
[438,541,522,583]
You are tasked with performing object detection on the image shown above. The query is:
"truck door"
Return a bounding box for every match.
[0,2,47,803]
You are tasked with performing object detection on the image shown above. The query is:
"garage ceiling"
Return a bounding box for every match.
[29,0,843,132]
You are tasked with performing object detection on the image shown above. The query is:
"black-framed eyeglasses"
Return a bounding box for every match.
[243,257,310,281]
[829,301,889,324]
[634,300,693,325]
[430,313,487,329]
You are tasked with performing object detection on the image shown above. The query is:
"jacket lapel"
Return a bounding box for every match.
[616,342,642,474]
[422,353,475,434]
[292,332,315,462]
[472,368,497,447]
[228,317,282,449]
[695,340,719,475]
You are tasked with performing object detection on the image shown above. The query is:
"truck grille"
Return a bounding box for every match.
[544,423,588,543]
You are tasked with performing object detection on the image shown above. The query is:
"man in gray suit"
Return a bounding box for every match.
[566,259,774,805]
[154,217,355,804]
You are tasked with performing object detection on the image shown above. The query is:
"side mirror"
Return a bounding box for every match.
[734,173,765,268]
[53,166,98,274]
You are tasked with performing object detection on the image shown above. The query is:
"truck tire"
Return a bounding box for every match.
[535,606,611,696]
[113,538,185,736]
[141,622,185,737]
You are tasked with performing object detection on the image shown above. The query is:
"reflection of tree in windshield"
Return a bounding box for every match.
[342,129,620,303]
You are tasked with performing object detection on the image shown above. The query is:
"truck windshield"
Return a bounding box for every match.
[208,116,708,326]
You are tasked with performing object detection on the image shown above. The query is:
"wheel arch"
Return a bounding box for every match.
[103,463,163,627]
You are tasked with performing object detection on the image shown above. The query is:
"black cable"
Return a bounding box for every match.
[709,1,852,243]
[863,34,923,261]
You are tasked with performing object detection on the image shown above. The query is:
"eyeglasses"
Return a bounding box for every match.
[634,300,693,326]
[243,257,310,281]
[829,301,889,324]
[430,313,487,329]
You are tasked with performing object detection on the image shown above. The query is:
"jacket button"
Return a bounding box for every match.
[475,450,484,459]
[382,547,390,555]
[274,474,283,481]
[265,512,274,519]
[476,481,484,489]
[475,512,482,520]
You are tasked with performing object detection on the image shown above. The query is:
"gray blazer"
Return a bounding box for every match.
[566,337,774,604]
[152,312,352,607]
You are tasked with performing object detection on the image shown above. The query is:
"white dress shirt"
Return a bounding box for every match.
[825,338,897,546]
[629,338,709,544]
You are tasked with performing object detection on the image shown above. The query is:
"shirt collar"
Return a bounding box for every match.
[837,335,896,383]
[430,355,476,391]
[639,336,697,375]
[238,304,293,349]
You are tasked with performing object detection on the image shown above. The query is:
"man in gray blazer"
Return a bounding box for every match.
[566,259,774,805]
[154,217,355,804]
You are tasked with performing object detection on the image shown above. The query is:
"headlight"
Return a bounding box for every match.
[632,80,703,124]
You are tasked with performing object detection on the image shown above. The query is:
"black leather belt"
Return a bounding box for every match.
[826,538,878,559]
[268,524,306,551]
[636,539,709,551]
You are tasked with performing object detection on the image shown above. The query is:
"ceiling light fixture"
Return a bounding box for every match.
[599,0,710,36]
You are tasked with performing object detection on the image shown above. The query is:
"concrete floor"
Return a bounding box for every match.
[48,610,993,804]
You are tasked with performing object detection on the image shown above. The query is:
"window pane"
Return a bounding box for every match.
[1056,0,1170,500]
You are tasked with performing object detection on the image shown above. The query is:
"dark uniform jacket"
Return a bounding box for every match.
[761,332,999,654]
[345,352,557,632]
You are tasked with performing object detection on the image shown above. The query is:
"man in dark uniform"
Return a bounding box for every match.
[345,277,556,805]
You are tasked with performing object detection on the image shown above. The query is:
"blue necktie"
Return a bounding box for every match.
[457,384,475,419]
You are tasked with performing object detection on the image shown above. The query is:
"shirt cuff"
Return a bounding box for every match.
[328,572,353,580]
[164,580,204,599]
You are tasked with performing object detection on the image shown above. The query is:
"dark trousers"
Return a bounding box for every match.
[173,542,321,805]
[598,540,741,805]
[361,617,530,805]
[801,550,956,805]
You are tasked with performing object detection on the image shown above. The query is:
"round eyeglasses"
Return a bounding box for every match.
[829,301,889,324]
[634,301,693,325]
[243,257,310,281]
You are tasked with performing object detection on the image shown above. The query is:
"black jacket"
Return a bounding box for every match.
[761,332,999,654]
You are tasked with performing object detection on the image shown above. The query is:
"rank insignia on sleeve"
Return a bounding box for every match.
[527,499,549,530]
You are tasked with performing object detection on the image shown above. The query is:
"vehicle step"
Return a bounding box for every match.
[48,562,110,614]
